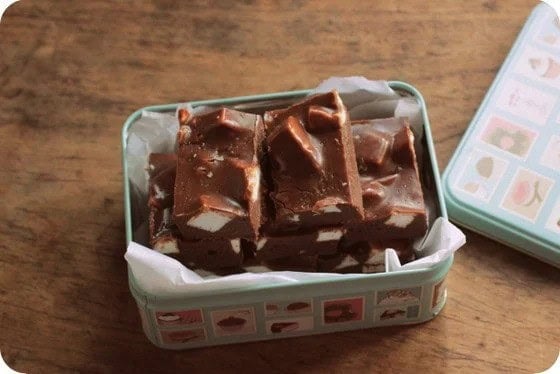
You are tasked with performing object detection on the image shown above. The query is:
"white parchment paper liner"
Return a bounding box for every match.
[124,76,466,296]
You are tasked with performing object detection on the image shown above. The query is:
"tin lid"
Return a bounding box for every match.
[442,3,560,268]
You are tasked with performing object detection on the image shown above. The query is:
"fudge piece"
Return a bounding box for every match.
[148,153,177,209]
[263,91,363,232]
[148,153,243,269]
[150,196,243,269]
[266,254,318,272]
[251,227,344,261]
[317,240,414,273]
[176,239,243,269]
[148,153,179,254]
[151,206,243,269]
[242,254,319,272]
[345,118,428,244]
[173,108,264,240]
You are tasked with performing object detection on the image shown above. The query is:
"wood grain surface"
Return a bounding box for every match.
[1,1,559,373]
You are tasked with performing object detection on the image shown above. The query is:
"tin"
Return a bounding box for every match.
[442,3,560,268]
[122,81,454,349]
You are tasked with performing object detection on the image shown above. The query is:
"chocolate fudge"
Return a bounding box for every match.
[145,91,429,273]
[264,254,318,272]
[242,253,319,272]
[173,108,264,240]
[345,118,428,244]
[176,239,243,269]
[148,153,179,254]
[263,91,364,232]
[252,227,344,261]
[148,153,177,208]
[148,153,243,269]
[317,240,415,274]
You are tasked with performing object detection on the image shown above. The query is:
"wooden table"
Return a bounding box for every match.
[1,1,559,372]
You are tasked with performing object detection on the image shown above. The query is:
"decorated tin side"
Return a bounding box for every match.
[442,3,560,268]
[122,81,456,349]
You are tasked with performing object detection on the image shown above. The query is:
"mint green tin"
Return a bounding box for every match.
[442,4,560,268]
[122,82,454,349]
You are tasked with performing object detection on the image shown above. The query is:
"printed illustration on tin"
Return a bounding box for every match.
[515,46,560,87]
[155,309,204,326]
[376,287,422,306]
[479,116,538,158]
[501,168,554,221]
[534,8,560,51]
[432,278,447,310]
[322,297,365,324]
[265,299,313,316]
[374,286,422,322]
[495,79,556,126]
[210,307,257,337]
[265,316,314,335]
[454,148,509,201]
[374,305,420,322]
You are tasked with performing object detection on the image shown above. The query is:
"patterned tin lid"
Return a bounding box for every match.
[442,3,560,268]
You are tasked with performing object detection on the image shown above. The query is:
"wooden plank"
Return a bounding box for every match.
[0,0,558,372]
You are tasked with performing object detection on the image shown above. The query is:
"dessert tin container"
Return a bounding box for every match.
[442,3,560,268]
[122,81,453,349]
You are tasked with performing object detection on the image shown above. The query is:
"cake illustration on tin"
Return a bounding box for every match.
[155,309,204,326]
[380,308,406,320]
[324,303,357,323]
[286,302,311,313]
[487,128,530,156]
[270,322,300,333]
[157,312,181,323]
[216,316,247,332]
[529,57,560,79]
[511,180,543,207]
[378,289,419,305]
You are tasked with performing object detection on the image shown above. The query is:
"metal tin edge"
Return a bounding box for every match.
[440,3,560,267]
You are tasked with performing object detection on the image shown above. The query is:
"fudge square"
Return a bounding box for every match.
[148,153,180,255]
[252,226,344,261]
[318,240,415,274]
[173,108,264,240]
[263,91,363,232]
[345,118,428,244]
[148,153,177,211]
[148,153,243,269]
